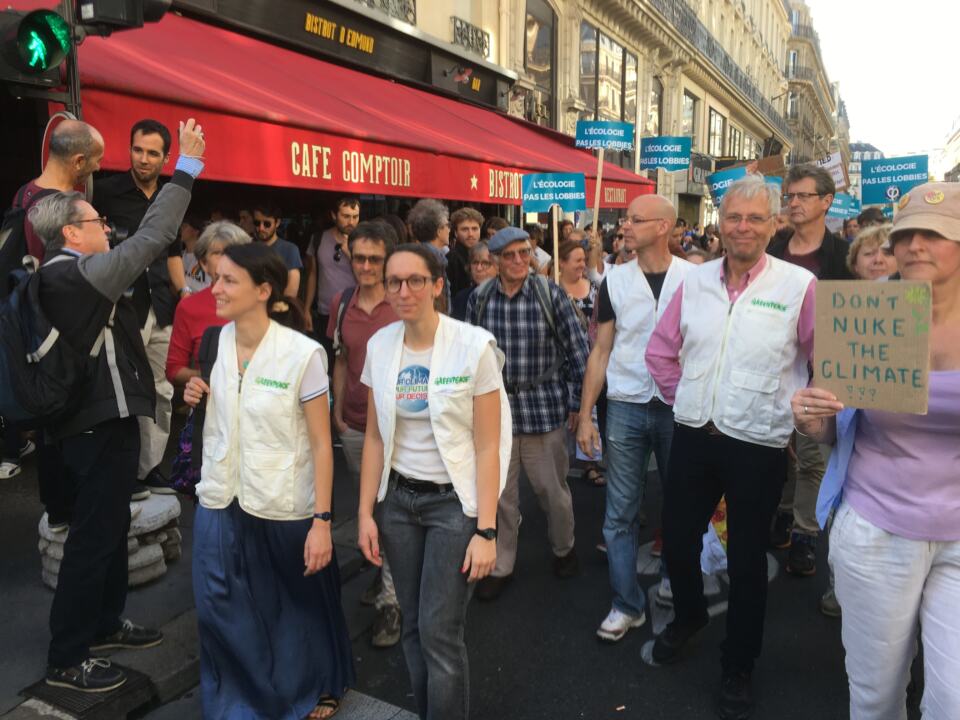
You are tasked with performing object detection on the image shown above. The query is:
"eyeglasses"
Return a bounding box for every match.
[385,275,433,293]
[253,219,275,228]
[615,233,624,239]
[624,216,662,225]
[351,253,385,266]
[470,260,493,268]
[498,246,532,262]
[722,214,772,227]
[73,216,108,230]
[782,192,824,202]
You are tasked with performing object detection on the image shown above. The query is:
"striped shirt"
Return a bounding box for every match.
[467,275,589,434]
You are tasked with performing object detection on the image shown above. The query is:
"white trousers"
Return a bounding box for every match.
[138,307,173,480]
[830,501,960,720]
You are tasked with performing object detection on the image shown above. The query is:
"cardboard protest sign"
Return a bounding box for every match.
[814,281,931,414]
[816,152,849,192]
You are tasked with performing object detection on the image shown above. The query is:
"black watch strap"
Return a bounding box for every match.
[475,527,497,540]
[313,511,332,521]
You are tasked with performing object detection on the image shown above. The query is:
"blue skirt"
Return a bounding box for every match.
[193,501,355,719]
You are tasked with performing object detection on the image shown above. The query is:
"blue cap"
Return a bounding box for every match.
[488,226,529,254]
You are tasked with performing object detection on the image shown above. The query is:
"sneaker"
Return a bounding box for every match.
[651,615,709,664]
[359,570,382,607]
[130,483,151,501]
[0,461,21,480]
[371,605,401,648]
[786,533,817,576]
[553,548,580,579]
[716,669,753,720]
[819,587,841,617]
[143,468,176,495]
[769,511,793,549]
[650,529,663,557]
[19,439,36,458]
[655,578,673,608]
[475,574,513,602]
[46,658,126,693]
[89,619,163,652]
[47,517,70,533]
[595,541,607,554]
[596,607,646,642]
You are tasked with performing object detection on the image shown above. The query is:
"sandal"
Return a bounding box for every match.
[308,695,340,720]
[584,467,606,487]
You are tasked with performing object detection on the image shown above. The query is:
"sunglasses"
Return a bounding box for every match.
[253,219,275,228]
[615,234,624,240]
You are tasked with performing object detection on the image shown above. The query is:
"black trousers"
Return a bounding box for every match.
[662,422,787,674]
[38,430,75,525]
[48,417,139,668]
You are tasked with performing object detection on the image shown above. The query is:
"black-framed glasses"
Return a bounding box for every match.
[615,233,624,239]
[253,219,275,228]
[73,216,108,230]
[385,275,433,293]
[782,192,824,202]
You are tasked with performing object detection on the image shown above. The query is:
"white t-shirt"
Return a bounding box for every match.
[533,246,551,271]
[361,343,501,484]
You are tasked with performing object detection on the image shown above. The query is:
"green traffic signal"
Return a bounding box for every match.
[16,9,70,73]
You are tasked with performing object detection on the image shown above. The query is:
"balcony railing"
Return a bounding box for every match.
[791,23,828,82]
[354,0,416,25]
[648,0,793,143]
[787,64,833,117]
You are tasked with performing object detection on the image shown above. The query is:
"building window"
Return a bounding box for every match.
[524,0,555,127]
[597,33,623,121]
[624,52,638,126]
[579,21,597,120]
[708,107,726,157]
[787,91,798,119]
[787,49,798,77]
[729,126,742,159]
[648,76,663,137]
[682,91,699,148]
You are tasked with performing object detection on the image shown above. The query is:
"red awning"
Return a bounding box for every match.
[13,3,651,206]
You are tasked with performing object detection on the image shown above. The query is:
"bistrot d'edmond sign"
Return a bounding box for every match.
[81,90,639,208]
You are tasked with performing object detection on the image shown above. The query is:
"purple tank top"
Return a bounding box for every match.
[844,371,960,541]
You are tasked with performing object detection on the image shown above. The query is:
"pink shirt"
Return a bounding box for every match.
[645,254,817,404]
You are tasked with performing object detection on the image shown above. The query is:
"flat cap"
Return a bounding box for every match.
[488,226,529,253]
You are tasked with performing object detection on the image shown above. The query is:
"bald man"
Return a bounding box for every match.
[14,120,105,262]
[577,194,693,641]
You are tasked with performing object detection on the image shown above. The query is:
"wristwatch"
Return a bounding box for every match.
[313,511,332,521]
[475,527,497,541]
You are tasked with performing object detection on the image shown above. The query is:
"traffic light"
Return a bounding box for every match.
[78,0,172,31]
[0,9,71,88]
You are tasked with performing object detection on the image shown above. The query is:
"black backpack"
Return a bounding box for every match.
[0,256,88,427]
[190,325,223,470]
[0,185,56,299]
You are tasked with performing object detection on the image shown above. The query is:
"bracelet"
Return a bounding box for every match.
[794,418,824,439]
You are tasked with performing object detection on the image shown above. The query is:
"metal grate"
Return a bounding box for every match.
[21,664,153,718]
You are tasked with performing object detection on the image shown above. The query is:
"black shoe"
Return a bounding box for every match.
[143,467,176,495]
[553,549,580,578]
[475,574,513,602]
[371,604,401,648]
[652,615,709,664]
[46,658,126,693]
[769,511,793,549]
[131,483,150,501]
[89,619,163,652]
[716,670,753,719]
[786,533,817,576]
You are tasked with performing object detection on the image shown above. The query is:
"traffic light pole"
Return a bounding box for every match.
[62,0,82,119]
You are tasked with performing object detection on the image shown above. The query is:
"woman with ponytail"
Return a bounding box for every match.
[183,243,353,719]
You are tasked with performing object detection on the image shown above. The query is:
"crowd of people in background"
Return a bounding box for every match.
[1,115,958,720]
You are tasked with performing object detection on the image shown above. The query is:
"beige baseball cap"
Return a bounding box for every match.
[889,182,960,244]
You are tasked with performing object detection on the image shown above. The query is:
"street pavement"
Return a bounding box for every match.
[0,426,922,720]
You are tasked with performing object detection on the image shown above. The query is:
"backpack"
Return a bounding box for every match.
[331,285,355,356]
[0,185,56,299]
[470,274,567,392]
[0,256,89,426]
[190,325,223,471]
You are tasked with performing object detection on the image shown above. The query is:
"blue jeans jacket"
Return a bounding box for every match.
[816,407,859,529]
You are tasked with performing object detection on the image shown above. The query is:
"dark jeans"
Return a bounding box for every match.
[311,310,335,372]
[662,423,786,674]
[38,430,74,525]
[1,419,21,462]
[377,480,477,720]
[48,417,138,668]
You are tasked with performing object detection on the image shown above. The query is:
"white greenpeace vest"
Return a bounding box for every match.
[673,256,814,448]
[197,320,324,520]
[365,314,512,517]
[605,256,691,403]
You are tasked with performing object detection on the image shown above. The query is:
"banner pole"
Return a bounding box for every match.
[552,203,560,284]
[592,147,605,236]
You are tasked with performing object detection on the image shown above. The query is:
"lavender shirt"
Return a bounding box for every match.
[843,370,960,541]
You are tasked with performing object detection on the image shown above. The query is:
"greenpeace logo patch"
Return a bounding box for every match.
[434,375,470,385]
[750,298,788,313]
[255,376,291,390]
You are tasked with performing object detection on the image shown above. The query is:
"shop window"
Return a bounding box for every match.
[524,0,555,127]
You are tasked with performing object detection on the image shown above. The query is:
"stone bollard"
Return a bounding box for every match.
[38,494,183,590]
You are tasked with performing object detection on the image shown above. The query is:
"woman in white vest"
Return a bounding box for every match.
[183,244,353,720]
[357,243,511,720]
